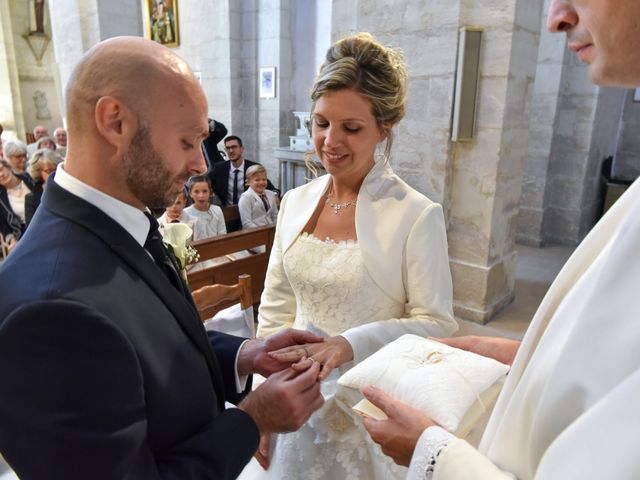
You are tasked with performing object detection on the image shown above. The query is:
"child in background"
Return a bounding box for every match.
[184,174,226,240]
[238,165,279,229]
[158,191,196,231]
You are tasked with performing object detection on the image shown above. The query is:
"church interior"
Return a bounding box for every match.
[1,0,639,477]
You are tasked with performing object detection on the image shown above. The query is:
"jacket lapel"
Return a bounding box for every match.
[42,181,226,400]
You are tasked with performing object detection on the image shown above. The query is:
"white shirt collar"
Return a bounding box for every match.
[54,165,150,247]
[231,159,245,172]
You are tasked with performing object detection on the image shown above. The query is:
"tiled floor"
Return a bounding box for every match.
[0,243,574,479]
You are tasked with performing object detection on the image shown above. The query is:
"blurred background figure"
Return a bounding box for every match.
[0,158,33,252]
[25,149,63,227]
[53,127,67,158]
[26,125,48,157]
[2,141,32,188]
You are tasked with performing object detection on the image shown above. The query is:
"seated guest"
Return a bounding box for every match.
[35,136,57,152]
[26,125,48,157]
[53,127,67,157]
[0,158,33,250]
[158,190,197,231]
[25,149,63,226]
[3,141,33,188]
[238,164,279,229]
[208,135,277,206]
[185,174,227,240]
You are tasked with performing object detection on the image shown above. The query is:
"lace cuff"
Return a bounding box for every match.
[407,426,455,480]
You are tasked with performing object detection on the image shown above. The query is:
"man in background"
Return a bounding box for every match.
[209,135,277,207]
[53,126,68,157]
[26,124,48,157]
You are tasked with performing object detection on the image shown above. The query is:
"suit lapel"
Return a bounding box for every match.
[42,181,226,401]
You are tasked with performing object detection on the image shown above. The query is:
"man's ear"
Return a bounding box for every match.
[94,96,137,153]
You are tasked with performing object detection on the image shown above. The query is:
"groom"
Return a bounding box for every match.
[0,37,323,479]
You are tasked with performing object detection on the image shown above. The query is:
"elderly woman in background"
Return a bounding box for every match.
[251,33,458,479]
[3,141,33,188]
[25,149,63,226]
[0,158,34,251]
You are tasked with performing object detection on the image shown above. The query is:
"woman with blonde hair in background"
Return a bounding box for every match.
[250,33,457,479]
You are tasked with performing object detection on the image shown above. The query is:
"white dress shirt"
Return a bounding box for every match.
[226,160,245,205]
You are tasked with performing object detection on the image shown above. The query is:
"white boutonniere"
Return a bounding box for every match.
[159,223,200,271]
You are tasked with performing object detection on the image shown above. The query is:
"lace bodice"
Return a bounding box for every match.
[283,233,403,336]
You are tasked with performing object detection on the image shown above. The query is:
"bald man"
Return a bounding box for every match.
[364,1,640,478]
[26,124,49,157]
[54,126,68,157]
[0,37,323,480]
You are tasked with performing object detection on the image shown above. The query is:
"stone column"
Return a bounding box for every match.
[517,0,625,246]
[0,0,26,139]
[48,0,98,121]
[332,0,460,206]
[447,0,545,322]
[253,0,295,176]
[614,90,640,181]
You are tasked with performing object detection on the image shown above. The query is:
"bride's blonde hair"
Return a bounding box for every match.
[305,32,408,175]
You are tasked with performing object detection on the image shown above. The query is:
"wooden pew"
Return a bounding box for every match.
[186,224,276,306]
[221,205,241,233]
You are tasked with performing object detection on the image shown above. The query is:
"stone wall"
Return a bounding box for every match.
[446,0,544,322]
[0,0,25,140]
[3,0,62,138]
[613,89,640,181]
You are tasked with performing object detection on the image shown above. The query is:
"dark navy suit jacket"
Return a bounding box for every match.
[0,179,259,479]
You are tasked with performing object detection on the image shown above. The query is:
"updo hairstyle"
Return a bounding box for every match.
[309,32,407,163]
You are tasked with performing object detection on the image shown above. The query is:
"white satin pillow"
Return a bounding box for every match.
[338,334,509,433]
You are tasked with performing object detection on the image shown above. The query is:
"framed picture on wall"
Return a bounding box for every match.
[142,0,180,48]
[259,67,276,99]
[633,88,640,103]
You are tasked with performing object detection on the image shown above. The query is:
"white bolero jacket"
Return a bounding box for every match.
[257,160,458,364]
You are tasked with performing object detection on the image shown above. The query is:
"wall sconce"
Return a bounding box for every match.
[451,27,483,142]
[22,32,50,66]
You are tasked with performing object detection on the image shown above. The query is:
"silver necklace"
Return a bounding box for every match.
[325,192,357,214]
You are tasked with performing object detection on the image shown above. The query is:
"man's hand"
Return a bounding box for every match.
[269,335,353,380]
[237,329,324,376]
[434,335,521,366]
[239,361,324,435]
[362,385,436,466]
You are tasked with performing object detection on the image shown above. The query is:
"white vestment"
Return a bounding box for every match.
[409,178,640,479]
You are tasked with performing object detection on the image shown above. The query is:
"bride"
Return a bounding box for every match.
[254,33,458,479]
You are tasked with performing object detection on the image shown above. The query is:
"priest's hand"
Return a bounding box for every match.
[237,329,324,377]
[362,385,435,467]
[269,335,353,380]
[432,335,521,366]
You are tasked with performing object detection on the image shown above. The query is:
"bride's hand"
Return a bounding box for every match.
[268,335,353,380]
[255,434,270,470]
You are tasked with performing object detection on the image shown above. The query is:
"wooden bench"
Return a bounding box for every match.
[221,205,242,233]
[186,224,276,306]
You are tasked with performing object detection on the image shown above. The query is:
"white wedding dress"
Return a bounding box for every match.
[258,233,409,479]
